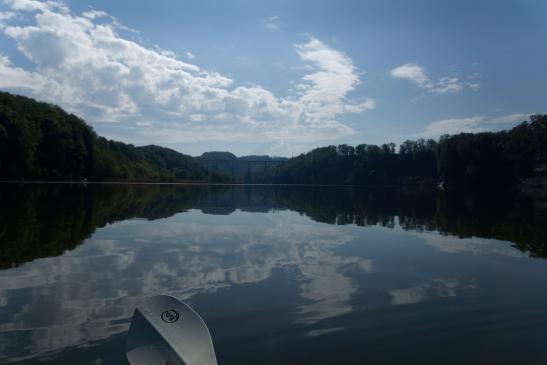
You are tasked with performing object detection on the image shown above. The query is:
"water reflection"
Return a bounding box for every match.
[0,209,371,362]
[1,184,545,270]
[388,278,478,305]
[1,184,547,364]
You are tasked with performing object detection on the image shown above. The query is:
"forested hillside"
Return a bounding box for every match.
[267,141,438,186]
[2,91,545,188]
[267,115,547,190]
[437,115,547,189]
[0,92,225,181]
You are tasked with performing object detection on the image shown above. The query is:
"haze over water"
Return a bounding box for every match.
[1,183,547,364]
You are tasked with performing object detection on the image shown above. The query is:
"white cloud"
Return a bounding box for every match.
[0,0,374,152]
[0,54,51,92]
[390,63,479,94]
[264,15,280,30]
[3,0,67,13]
[391,63,432,89]
[293,38,375,122]
[0,11,16,28]
[423,116,488,137]
[185,51,195,60]
[81,9,108,20]
[488,113,531,125]
[466,82,481,91]
[421,113,531,138]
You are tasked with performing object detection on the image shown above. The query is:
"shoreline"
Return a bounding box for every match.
[2,180,541,194]
[0,180,405,188]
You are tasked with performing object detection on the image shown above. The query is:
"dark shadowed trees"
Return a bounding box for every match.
[0,91,227,182]
[1,91,545,189]
[265,115,547,190]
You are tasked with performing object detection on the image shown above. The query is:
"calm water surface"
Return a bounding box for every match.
[1,184,547,364]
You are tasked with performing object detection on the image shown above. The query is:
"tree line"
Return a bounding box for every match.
[264,114,547,190]
[0,91,229,181]
[1,91,546,189]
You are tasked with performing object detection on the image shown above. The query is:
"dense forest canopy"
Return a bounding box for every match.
[266,115,547,189]
[1,91,546,189]
[0,91,227,181]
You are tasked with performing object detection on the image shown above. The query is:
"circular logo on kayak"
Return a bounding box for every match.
[161,309,179,323]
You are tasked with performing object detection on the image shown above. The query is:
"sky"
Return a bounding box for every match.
[0,0,545,157]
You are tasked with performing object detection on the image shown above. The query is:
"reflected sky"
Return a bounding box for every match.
[1,184,547,365]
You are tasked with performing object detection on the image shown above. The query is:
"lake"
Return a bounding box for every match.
[1,183,547,364]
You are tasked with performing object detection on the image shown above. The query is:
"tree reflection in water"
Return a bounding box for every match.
[0,184,546,365]
[1,184,545,268]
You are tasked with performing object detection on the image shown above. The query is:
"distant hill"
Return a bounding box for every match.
[198,151,237,160]
[0,91,228,181]
[196,151,287,182]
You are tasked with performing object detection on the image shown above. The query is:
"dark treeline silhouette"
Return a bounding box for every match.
[2,91,546,189]
[0,92,229,181]
[1,184,546,269]
[264,115,547,190]
[437,115,547,189]
[263,141,438,187]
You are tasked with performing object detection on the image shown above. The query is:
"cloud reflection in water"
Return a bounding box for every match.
[0,209,372,362]
[1,184,546,364]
